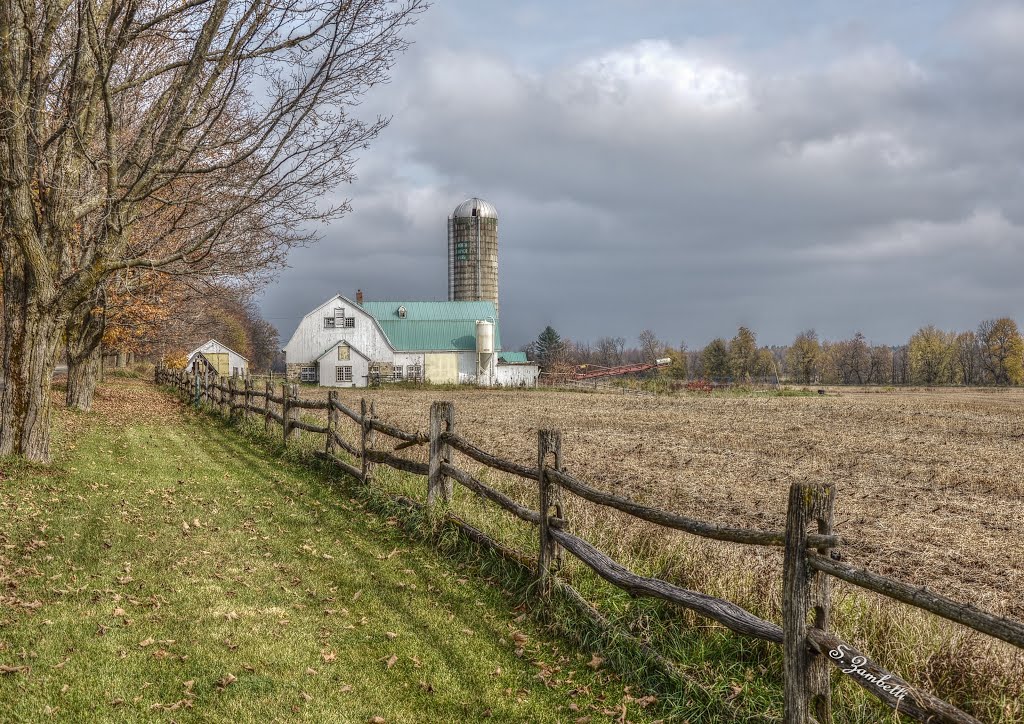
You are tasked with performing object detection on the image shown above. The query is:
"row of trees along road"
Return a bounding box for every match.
[0,0,425,461]
[526,318,1024,386]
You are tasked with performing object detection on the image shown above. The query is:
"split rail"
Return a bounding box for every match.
[156,366,1022,724]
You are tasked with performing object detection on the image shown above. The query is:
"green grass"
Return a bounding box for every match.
[0,382,658,723]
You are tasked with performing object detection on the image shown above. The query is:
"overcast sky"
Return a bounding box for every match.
[258,0,1024,351]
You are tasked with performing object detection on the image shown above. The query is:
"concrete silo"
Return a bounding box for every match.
[448,197,499,316]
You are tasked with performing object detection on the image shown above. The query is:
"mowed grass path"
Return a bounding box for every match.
[0,381,652,723]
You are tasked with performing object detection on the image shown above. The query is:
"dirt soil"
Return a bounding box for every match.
[313,385,1024,616]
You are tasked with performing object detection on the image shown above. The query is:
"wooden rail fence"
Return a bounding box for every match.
[156,366,1023,724]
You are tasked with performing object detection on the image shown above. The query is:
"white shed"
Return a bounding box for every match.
[186,339,249,377]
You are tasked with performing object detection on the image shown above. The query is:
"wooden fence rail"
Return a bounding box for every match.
[155,366,1020,724]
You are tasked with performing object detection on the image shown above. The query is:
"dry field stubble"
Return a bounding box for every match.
[315,385,1022,611]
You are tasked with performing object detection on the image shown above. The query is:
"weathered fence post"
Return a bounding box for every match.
[783,482,835,724]
[427,402,455,506]
[228,377,239,420]
[285,383,301,443]
[242,378,251,423]
[264,380,273,434]
[193,370,201,407]
[537,429,563,598]
[326,391,337,455]
[360,399,376,484]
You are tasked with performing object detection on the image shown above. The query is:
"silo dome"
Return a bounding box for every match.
[451,197,498,219]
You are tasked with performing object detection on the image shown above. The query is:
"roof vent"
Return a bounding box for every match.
[397,305,407,319]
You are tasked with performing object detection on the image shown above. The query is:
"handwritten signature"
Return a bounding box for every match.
[828,644,908,702]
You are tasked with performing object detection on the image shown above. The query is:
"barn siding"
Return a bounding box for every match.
[495,364,540,387]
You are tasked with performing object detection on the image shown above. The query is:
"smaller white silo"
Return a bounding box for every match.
[475,320,494,354]
[475,320,495,385]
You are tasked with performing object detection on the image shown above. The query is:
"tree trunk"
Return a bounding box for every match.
[65,293,107,412]
[66,345,103,411]
[0,268,65,463]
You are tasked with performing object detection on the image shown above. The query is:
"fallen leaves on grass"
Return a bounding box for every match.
[384,654,398,670]
[217,673,237,691]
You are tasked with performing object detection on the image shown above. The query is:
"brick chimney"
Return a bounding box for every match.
[356,289,364,305]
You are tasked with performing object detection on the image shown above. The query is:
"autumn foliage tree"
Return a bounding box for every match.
[977,318,1024,385]
[0,0,424,460]
[908,325,954,385]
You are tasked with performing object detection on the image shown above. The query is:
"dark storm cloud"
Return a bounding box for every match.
[260,1,1024,351]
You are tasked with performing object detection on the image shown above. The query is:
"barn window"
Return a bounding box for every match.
[336,366,352,383]
[392,365,404,381]
[337,344,350,361]
[408,364,422,381]
[325,314,354,328]
[300,366,317,382]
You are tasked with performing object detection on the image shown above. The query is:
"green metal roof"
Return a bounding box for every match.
[361,300,500,352]
[498,351,528,363]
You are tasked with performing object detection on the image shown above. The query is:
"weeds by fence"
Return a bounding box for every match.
[156,366,1023,724]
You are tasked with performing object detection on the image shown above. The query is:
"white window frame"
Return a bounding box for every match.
[335,366,352,383]
[408,364,422,381]
[300,366,317,382]
[392,365,404,381]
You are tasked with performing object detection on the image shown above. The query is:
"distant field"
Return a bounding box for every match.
[312,385,1023,615]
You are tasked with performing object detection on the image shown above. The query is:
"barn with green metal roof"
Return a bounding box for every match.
[281,294,536,388]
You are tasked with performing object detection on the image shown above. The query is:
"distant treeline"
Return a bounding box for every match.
[525,318,1024,385]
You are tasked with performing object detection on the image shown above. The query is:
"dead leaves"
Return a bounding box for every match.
[586,654,604,671]
[383,654,398,670]
[216,673,236,691]
[0,664,28,675]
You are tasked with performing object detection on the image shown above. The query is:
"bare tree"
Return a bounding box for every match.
[868,345,893,384]
[0,0,425,460]
[637,329,661,363]
[594,336,625,367]
[833,332,871,384]
[953,331,980,385]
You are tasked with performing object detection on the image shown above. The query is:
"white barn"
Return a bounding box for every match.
[186,339,249,377]
[281,294,536,388]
